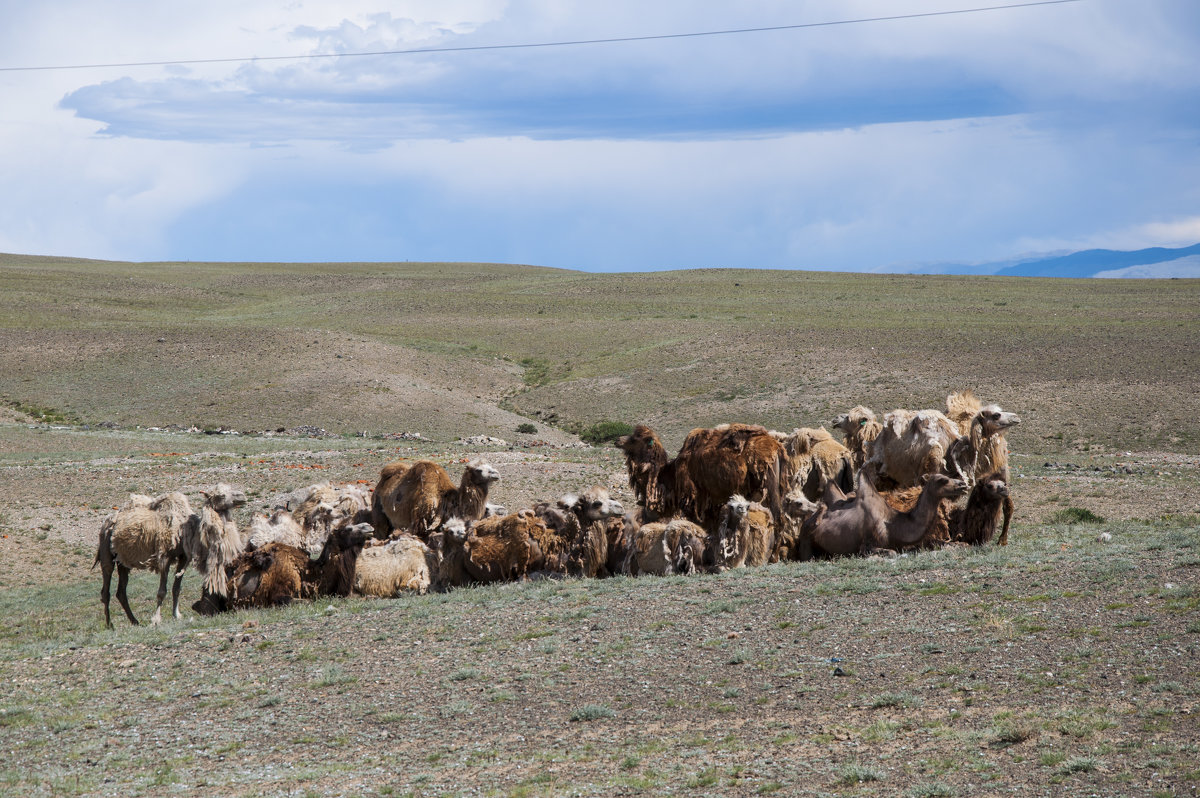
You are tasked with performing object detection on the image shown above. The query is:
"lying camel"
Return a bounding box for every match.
[800,472,968,557]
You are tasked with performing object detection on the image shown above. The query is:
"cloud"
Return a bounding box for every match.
[3,1,1199,268]
[48,2,1107,144]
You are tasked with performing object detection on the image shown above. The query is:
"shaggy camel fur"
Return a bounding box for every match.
[441,510,547,585]
[247,504,334,558]
[605,515,639,577]
[372,459,499,538]
[778,427,855,501]
[673,423,791,530]
[370,460,411,536]
[560,487,626,578]
[96,491,194,628]
[772,487,820,563]
[950,471,1014,545]
[616,425,674,519]
[427,518,470,589]
[865,408,962,490]
[229,543,309,609]
[713,495,775,571]
[215,523,371,612]
[183,483,249,600]
[623,518,707,577]
[943,392,1021,484]
[832,406,883,471]
[355,534,438,596]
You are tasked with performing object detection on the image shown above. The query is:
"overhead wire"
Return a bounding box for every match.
[0,0,1083,74]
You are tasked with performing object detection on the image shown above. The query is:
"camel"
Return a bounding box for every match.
[772,486,821,562]
[440,510,548,585]
[673,423,790,530]
[195,522,371,613]
[874,474,970,551]
[623,518,708,577]
[619,423,789,528]
[560,487,626,578]
[866,393,1020,490]
[832,406,883,471]
[713,494,775,571]
[777,427,855,501]
[96,491,194,628]
[950,471,1014,545]
[943,392,1021,484]
[247,504,334,558]
[798,471,891,559]
[355,534,439,596]
[864,409,962,490]
[95,483,247,627]
[371,459,499,538]
[615,425,674,519]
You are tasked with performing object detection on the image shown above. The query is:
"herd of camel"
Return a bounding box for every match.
[94,390,1019,627]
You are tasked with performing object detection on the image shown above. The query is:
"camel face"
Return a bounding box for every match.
[979,405,1020,436]
[981,478,1010,500]
[206,483,248,511]
[443,518,468,543]
[466,461,501,485]
[724,494,752,519]
[576,488,625,522]
[783,488,818,519]
[927,474,971,502]
[616,425,659,458]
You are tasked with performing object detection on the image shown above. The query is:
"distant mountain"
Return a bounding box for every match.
[993,243,1200,278]
[885,243,1200,278]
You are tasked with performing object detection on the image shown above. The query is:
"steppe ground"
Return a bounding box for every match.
[0,254,1197,797]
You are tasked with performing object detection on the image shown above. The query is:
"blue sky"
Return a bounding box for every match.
[1,0,1198,272]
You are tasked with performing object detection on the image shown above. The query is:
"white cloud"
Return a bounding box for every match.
[1,1,1198,267]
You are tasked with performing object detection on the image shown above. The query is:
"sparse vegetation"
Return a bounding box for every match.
[579,420,634,445]
[0,255,1196,795]
[1050,507,1106,524]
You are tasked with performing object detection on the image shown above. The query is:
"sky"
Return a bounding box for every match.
[1,0,1198,272]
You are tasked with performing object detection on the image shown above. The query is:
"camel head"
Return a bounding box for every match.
[443,517,468,543]
[924,474,971,502]
[975,405,1021,438]
[616,425,664,460]
[976,474,1010,501]
[203,483,248,512]
[833,406,876,435]
[783,487,819,520]
[723,494,752,521]
[464,460,500,487]
[304,502,337,533]
[571,487,625,522]
[334,522,373,552]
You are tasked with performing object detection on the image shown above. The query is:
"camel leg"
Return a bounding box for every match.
[115,564,139,626]
[998,495,1015,546]
[151,564,170,626]
[100,558,114,630]
[170,555,187,620]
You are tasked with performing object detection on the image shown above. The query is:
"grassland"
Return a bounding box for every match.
[1,254,1197,451]
[0,253,1197,796]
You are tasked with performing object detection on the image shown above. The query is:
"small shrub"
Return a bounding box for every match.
[1049,507,1105,524]
[516,422,537,434]
[1062,755,1100,773]
[837,763,883,785]
[580,421,634,445]
[570,704,614,722]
